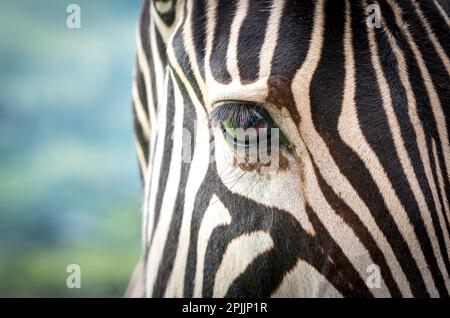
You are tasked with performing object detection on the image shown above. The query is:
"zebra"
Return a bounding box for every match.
[127,0,450,297]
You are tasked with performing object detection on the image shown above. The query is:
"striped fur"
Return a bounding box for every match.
[128,0,450,297]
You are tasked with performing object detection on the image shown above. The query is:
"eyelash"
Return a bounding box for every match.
[209,101,270,130]
[209,101,293,153]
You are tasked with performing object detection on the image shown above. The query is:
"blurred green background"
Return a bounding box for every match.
[0,1,143,296]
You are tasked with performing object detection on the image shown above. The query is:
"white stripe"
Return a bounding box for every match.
[204,0,217,95]
[143,69,170,248]
[370,0,446,296]
[339,0,412,296]
[259,0,284,78]
[154,0,173,14]
[385,0,450,294]
[291,0,391,298]
[132,80,151,140]
[164,86,211,298]
[151,0,180,42]
[432,0,450,27]
[213,231,274,297]
[135,138,148,183]
[213,129,315,234]
[432,139,450,259]
[167,17,210,115]
[136,27,157,132]
[146,70,185,296]
[182,0,208,100]
[303,152,391,297]
[194,196,232,297]
[226,0,250,82]
[386,0,450,194]
[150,19,166,110]
[412,0,450,76]
[272,259,343,298]
[202,2,267,108]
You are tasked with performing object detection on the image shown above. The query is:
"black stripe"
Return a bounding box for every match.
[376,0,449,297]
[136,67,149,119]
[197,162,372,297]
[209,0,236,84]
[138,1,156,262]
[312,160,402,297]
[427,133,450,269]
[218,195,373,297]
[191,0,207,80]
[310,0,429,297]
[384,0,450,294]
[225,204,373,298]
[350,0,427,297]
[237,0,271,83]
[415,0,450,58]
[155,25,168,69]
[434,0,450,15]
[150,76,176,244]
[396,0,450,229]
[172,2,205,107]
[133,102,149,184]
[270,0,314,80]
[134,57,150,185]
[268,0,315,127]
[154,0,177,26]
[152,70,197,297]
[140,0,159,115]
[183,157,217,297]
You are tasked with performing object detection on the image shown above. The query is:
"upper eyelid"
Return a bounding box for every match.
[209,101,267,126]
[213,100,261,108]
[211,100,269,115]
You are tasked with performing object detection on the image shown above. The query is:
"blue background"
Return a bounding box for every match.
[0,1,143,296]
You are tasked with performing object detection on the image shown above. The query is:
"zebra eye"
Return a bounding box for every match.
[209,101,291,150]
[222,114,269,147]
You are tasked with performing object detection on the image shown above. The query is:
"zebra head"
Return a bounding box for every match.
[130,0,450,298]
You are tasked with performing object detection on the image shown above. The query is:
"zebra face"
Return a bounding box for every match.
[130,0,450,298]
